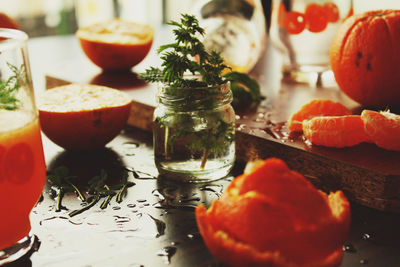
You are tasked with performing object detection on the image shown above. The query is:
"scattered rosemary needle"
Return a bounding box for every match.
[47,167,135,217]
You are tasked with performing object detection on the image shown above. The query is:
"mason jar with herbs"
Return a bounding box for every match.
[154,81,235,181]
[140,14,261,182]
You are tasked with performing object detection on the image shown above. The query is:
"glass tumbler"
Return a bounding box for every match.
[0,29,46,264]
[270,0,352,85]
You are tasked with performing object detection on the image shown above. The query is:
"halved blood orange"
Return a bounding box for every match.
[196,158,350,267]
[302,115,371,148]
[37,83,132,150]
[361,110,400,151]
[288,99,352,132]
[76,18,154,70]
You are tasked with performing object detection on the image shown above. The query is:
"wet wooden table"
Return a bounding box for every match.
[5,32,400,266]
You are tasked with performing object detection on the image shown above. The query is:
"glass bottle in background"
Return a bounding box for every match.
[0,29,46,264]
[191,0,267,73]
[153,82,235,183]
[74,0,115,27]
[353,0,399,14]
[270,0,352,86]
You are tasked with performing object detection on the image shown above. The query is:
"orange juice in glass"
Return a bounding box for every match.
[0,29,46,264]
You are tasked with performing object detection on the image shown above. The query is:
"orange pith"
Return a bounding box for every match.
[196,158,350,267]
[38,84,132,150]
[302,115,371,148]
[76,19,154,70]
[288,99,351,132]
[361,109,400,151]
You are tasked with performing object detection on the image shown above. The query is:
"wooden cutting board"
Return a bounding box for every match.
[43,38,400,213]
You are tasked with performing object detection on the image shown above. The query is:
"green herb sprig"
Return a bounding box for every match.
[139,14,263,106]
[0,63,27,110]
[48,166,86,212]
[140,14,229,88]
[48,167,135,217]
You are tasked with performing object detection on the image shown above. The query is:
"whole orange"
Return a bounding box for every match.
[76,19,153,71]
[330,10,400,108]
[37,84,132,150]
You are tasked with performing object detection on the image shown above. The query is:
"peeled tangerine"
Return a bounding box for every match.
[288,99,351,132]
[195,158,350,267]
[361,110,400,151]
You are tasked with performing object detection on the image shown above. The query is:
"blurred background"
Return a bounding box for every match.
[0,0,272,37]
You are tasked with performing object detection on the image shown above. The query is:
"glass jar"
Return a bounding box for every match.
[153,82,235,182]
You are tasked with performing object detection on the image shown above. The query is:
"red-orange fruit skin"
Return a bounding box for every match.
[196,158,351,267]
[78,39,153,71]
[330,10,400,108]
[39,102,132,150]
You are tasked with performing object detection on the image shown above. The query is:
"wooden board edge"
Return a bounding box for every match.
[236,131,400,213]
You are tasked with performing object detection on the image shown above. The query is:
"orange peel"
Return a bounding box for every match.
[196,158,350,267]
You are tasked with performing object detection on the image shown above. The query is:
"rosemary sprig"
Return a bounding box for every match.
[0,63,27,110]
[48,166,85,212]
[48,167,135,216]
[69,195,100,217]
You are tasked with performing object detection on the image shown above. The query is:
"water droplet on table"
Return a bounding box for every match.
[342,243,357,253]
[157,246,177,264]
[148,214,166,238]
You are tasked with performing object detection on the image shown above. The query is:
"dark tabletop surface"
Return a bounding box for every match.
[4,30,400,266]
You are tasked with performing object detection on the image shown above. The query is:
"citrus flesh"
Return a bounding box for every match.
[361,110,400,151]
[76,19,153,70]
[288,99,351,132]
[38,83,132,150]
[302,115,372,148]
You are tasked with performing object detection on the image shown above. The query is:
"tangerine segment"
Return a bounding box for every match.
[288,99,351,132]
[303,115,371,148]
[361,110,400,151]
[195,158,350,267]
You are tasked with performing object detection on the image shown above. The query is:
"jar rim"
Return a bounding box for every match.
[157,82,232,110]
[0,28,28,51]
